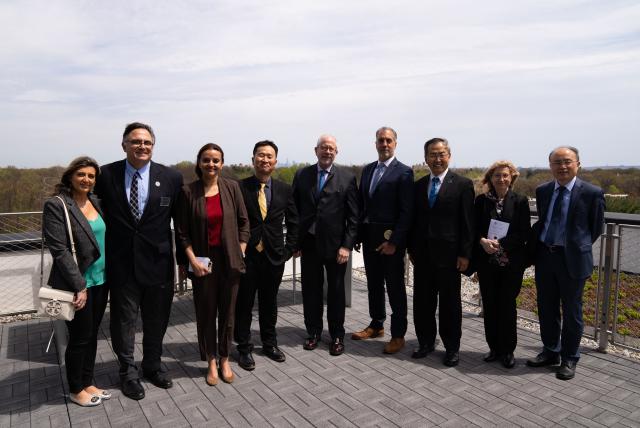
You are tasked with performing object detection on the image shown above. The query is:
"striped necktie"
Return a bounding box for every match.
[256,182,267,252]
[129,171,141,221]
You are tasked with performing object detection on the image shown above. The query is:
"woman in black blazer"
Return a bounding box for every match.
[474,160,531,368]
[42,157,110,406]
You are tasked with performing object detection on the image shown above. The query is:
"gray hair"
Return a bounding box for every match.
[548,146,580,161]
[316,134,337,147]
[375,127,397,140]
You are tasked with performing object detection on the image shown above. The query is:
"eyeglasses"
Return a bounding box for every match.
[126,139,155,148]
[551,159,575,166]
[428,152,449,160]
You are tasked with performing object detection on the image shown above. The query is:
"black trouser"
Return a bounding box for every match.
[65,284,109,394]
[477,264,524,355]
[535,245,586,362]
[110,277,174,381]
[235,250,285,353]
[363,240,407,338]
[300,234,346,340]
[413,259,462,352]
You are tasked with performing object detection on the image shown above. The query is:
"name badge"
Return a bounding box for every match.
[160,197,171,207]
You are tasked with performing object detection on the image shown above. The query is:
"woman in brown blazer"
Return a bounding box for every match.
[176,143,250,385]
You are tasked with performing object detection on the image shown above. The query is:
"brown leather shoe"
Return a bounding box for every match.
[383,337,405,354]
[351,327,384,340]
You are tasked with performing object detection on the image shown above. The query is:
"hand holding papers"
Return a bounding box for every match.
[189,256,212,276]
[487,219,509,240]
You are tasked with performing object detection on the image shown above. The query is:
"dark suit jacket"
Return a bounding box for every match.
[534,178,605,279]
[239,176,298,265]
[43,193,103,292]
[474,191,531,271]
[359,158,414,249]
[94,160,185,286]
[292,164,359,258]
[175,177,250,276]
[408,171,475,269]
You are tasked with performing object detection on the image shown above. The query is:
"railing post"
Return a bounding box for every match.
[597,223,616,353]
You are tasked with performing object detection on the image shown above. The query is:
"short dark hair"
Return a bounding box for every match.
[548,146,580,161]
[424,137,450,154]
[53,156,101,196]
[122,122,155,143]
[195,143,224,178]
[253,140,279,156]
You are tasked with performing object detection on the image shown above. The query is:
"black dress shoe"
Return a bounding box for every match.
[122,379,145,400]
[483,350,499,362]
[411,344,435,359]
[526,352,560,367]
[263,346,286,362]
[238,351,256,371]
[443,351,459,367]
[303,336,319,350]
[502,352,516,368]
[329,338,345,356]
[556,360,577,380]
[143,371,173,389]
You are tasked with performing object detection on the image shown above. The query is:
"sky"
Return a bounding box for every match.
[1,0,639,169]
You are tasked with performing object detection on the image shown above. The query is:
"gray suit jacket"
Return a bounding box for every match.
[42,193,103,292]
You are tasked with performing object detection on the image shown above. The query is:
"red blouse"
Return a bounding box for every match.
[206,194,223,247]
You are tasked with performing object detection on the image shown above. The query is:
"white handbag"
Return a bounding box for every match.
[39,196,78,321]
[38,286,76,320]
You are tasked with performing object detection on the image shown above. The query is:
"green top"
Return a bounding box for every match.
[84,215,106,287]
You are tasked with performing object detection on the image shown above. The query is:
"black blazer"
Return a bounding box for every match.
[292,164,359,258]
[94,160,185,286]
[43,193,103,292]
[534,178,604,279]
[240,175,299,265]
[359,158,414,249]
[474,191,531,271]
[408,171,475,268]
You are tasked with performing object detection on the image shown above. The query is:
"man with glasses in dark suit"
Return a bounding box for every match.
[527,146,604,380]
[292,135,359,356]
[94,122,185,400]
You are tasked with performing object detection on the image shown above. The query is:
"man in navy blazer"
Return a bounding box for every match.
[408,138,474,366]
[292,135,359,356]
[527,146,604,380]
[352,127,414,354]
[235,140,298,370]
[94,122,185,400]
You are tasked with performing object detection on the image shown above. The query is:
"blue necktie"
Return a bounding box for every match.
[428,177,440,208]
[544,186,567,246]
[317,170,327,197]
[369,163,385,196]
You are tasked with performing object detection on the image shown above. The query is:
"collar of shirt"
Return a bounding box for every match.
[317,164,333,174]
[125,160,150,211]
[429,168,449,186]
[125,160,150,180]
[378,156,395,168]
[554,176,577,192]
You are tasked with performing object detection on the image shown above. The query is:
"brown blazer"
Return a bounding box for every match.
[175,177,250,276]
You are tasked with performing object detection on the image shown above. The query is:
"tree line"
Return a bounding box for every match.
[1,164,639,215]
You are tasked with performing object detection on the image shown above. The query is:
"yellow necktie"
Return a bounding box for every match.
[256,183,267,252]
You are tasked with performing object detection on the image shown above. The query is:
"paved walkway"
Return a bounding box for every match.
[2,277,640,427]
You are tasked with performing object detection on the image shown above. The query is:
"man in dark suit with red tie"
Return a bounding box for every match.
[292,135,359,356]
[235,140,298,370]
[527,146,604,380]
[352,127,414,355]
[94,122,185,400]
[408,138,474,367]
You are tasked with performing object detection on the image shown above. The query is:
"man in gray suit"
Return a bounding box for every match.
[527,146,605,380]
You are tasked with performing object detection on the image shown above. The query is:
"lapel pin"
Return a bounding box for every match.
[155,181,161,187]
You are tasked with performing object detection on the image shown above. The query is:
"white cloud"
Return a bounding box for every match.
[0,0,638,168]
